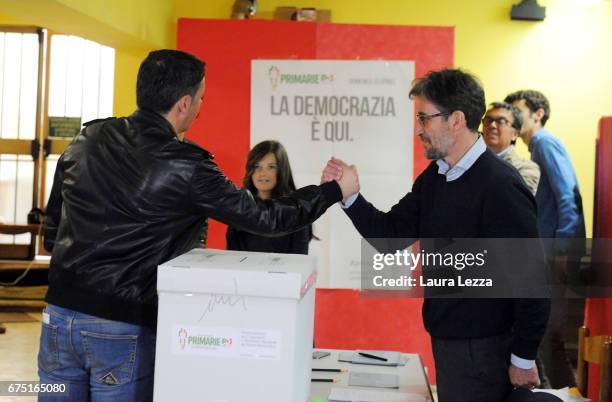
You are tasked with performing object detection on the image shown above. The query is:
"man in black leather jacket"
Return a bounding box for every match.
[38,49,357,401]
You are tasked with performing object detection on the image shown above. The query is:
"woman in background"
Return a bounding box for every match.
[226,140,313,254]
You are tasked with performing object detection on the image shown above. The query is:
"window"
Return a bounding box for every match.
[0,27,114,257]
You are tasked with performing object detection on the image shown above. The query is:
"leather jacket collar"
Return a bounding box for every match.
[130,109,178,140]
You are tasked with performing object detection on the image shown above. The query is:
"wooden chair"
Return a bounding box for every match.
[577,325,612,402]
[0,224,40,260]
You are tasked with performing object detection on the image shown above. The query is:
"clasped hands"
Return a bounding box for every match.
[321,158,360,200]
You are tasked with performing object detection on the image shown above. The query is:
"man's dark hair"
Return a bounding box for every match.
[137,49,206,114]
[409,68,485,132]
[504,89,550,126]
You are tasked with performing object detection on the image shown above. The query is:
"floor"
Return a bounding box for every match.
[0,312,41,402]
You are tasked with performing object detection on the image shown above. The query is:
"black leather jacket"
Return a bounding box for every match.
[43,110,341,328]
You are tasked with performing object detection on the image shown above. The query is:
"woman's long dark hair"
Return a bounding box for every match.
[243,140,317,241]
[243,140,296,198]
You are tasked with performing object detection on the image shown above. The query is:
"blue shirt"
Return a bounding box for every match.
[529,128,585,252]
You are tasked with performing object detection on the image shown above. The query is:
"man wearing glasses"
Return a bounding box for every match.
[482,102,540,195]
[323,69,550,402]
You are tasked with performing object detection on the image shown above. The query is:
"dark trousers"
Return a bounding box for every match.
[432,334,513,402]
[538,258,578,388]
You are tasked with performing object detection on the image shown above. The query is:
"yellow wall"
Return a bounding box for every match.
[48,0,174,114]
[114,49,150,118]
[174,0,612,236]
[54,0,173,49]
[0,0,172,49]
[1,0,609,234]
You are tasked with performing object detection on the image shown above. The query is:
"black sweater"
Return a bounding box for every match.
[345,149,550,360]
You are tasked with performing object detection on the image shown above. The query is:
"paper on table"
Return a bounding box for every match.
[533,387,590,402]
[348,371,399,388]
[338,350,403,366]
[355,350,401,365]
[329,387,426,402]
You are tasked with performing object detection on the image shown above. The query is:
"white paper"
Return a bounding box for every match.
[329,387,426,402]
[533,387,589,402]
[338,350,408,366]
[348,371,399,388]
[355,350,401,365]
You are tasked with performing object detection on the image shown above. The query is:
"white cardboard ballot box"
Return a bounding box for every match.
[153,248,317,402]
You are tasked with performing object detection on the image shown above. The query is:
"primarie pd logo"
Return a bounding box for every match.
[268,65,280,90]
[268,63,336,90]
[178,328,188,350]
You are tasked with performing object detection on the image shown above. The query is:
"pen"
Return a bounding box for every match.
[358,352,388,361]
[311,378,340,383]
[312,368,347,372]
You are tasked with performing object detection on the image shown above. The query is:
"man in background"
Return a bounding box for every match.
[482,101,540,195]
[505,89,586,389]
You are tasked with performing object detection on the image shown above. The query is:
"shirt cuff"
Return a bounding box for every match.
[340,193,359,209]
[511,354,535,369]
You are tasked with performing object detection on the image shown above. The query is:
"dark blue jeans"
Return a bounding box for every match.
[37,304,156,402]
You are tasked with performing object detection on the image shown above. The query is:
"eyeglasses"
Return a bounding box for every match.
[416,111,449,124]
[482,116,512,128]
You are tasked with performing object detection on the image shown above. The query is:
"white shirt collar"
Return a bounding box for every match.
[496,145,514,158]
[436,135,486,182]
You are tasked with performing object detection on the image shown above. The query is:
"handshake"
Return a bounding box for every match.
[320,158,360,200]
